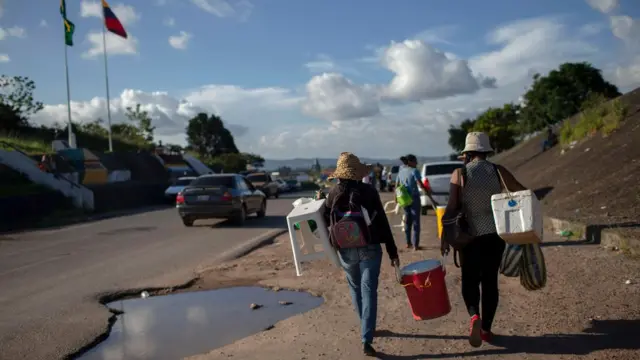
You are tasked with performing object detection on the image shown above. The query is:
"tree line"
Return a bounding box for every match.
[0,75,263,173]
[447,62,622,154]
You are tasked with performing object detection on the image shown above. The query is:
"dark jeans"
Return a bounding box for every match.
[460,232,506,331]
[337,244,383,344]
[403,196,421,247]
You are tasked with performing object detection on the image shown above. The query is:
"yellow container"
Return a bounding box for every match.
[435,205,447,239]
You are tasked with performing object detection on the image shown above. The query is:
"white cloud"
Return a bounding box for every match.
[82,31,139,58]
[304,54,360,75]
[163,17,176,27]
[610,15,640,49]
[413,25,459,45]
[469,17,598,86]
[612,57,640,88]
[586,0,618,14]
[39,19,48,28]
[382,40,494,101]
[0,54,9,63]
[80,0,141,25]
[191,0,253,21]
[169,31,192,50]
[0,26,26,40]
[579,22,606,36]
[302,73,380,121]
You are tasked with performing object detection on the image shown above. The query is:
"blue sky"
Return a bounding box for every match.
[1,0,639,158]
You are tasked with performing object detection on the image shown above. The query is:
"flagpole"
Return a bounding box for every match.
[101,24,114,152]
[63,39,75,148]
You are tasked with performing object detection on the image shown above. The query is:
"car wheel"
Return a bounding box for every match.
[256,200,266,218]
[182,216,194,227]
[233,205,247,226]
[421,207,428,216]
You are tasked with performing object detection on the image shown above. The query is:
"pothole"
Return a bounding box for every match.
[78,286,323,360]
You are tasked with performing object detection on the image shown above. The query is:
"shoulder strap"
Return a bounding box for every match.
[492,163,510,192]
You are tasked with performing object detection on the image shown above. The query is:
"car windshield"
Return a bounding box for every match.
[247,174,268,182]
[190,176,235,187]
[174,178,194,186]
[391,166,400,173]
[425,163,463,176]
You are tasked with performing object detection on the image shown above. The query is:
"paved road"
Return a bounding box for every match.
[0,192,311,360]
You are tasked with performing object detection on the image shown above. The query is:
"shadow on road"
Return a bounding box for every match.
[211,215,287,230]
[533,186,554,200]
[375,319,640,359]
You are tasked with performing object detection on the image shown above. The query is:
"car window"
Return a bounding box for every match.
[286,180,297,185]
[190,176,236,187]
[243,178,256,191]
[236,176,248,190]
[425,164,464,176]
[246,174,268,182]
[174,178,194,186]
[391,166,400,173]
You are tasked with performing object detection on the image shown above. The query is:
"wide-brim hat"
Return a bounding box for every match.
[462,132,494,153]
[328,152,372,181]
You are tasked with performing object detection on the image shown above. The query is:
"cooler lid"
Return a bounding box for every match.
[400,259,441,276]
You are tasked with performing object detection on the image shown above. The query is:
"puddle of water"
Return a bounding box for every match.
[78,287,323,360]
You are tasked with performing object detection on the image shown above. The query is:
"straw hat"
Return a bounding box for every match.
[462,132,494,153]
[329,152,371,181]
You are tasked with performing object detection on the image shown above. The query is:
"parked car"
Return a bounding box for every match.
[276,178,290,192]
[386,165,401,191]
[164,176,196,202]
[245,172,280,198]
[419,161,464,214]
[176,174,267,226]
[286,179,301,191]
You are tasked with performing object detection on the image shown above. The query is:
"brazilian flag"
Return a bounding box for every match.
[60,0,75,46]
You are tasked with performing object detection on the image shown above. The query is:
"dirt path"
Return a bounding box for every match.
[187,208,640,360]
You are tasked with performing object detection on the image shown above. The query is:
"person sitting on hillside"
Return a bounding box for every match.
[542,126,558,151]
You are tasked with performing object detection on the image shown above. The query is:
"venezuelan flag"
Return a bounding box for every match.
[102,0,127,38]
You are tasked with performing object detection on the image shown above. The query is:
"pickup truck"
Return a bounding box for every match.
[246,172,280,198]
[419,161,464,215]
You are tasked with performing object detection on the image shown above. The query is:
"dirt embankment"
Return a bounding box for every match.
[186,207,640,360]
[492,87,640,243]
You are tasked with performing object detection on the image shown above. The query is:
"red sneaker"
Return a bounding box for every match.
[469,315,482,347]
[481,330,493,343]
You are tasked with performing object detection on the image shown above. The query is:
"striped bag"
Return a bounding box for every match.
[500,244,523,277]
[519,243,547,291]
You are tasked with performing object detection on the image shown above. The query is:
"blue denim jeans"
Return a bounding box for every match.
[337,244,383,344]
[403,195,421,247]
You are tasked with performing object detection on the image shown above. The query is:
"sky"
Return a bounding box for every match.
[1,0,639,159]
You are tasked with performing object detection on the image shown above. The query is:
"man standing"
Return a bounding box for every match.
[396,154,430,250]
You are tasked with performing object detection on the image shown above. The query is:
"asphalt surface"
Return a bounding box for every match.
[0,191,311,360]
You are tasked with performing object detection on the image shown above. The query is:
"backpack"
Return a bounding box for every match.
[329,187,372,249]
[519,244,547,291]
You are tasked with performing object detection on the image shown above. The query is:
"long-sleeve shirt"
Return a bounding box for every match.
[321,181,399,260]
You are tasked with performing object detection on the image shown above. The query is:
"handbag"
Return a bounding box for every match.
[441,168,473,262]
[519,244,547,291]
[500,244,523,277]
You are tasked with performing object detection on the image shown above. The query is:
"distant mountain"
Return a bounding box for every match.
[263,156,450,171]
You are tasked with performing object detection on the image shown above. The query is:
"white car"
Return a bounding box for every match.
[165,176,196,201]
[419,161,464,214]
[276,178,290,192]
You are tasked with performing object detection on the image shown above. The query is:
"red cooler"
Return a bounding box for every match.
[399,259,451,320]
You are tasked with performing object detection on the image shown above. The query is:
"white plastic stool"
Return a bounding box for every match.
[384,200,405,228]
[286,198,340,276]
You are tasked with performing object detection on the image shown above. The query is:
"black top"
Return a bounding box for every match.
[321,180,399,260]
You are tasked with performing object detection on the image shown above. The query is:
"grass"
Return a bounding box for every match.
[560,94,628,145]
[0,135,52,154]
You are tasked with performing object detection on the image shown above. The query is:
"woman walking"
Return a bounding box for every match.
[442,132,526,347]
[320,152,400,356]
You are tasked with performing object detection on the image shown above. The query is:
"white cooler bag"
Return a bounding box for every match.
[491,189,542,245]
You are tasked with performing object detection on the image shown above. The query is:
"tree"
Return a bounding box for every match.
[125,104,155,143]
[472,103,520,153]
[278,166,292,176]
[208,153,248,173]
[80,118,109,137]
[243,153,265,167]
[186,112,239,158]
[0,75,44,130]
[447,118,476,152]
[111,123,146,144]
[519,62,620,133]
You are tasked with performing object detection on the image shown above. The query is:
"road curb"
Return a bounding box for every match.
[216,228,288,262]
[544,216,639,256]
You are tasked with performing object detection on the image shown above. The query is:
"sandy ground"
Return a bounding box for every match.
[186,200,640,360]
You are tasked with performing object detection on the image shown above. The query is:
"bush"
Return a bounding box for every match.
[560,94,628,145]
